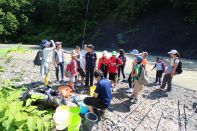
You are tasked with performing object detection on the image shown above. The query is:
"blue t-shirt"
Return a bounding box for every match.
[95,78,112,107]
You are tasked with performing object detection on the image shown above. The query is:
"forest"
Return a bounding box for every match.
[0,0,197,46]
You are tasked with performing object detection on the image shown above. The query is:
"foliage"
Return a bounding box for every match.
[0,82,55,130]
[0,0,197,44]
[0,46,27,58]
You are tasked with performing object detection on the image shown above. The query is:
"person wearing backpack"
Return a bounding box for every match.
[98,50,109,78]
[159,50,182,92]
[151,57,165,85]
[85,44,97,89]
[40,40,55,83]
[53,42,65,83]
[108,51,123,91]
[118,49,127,81]
[130,56,143,104]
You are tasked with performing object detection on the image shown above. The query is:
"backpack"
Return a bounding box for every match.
[174,58,183,74]
[138,66,149,85]
[33,51,43,66]
[65,63,71,77]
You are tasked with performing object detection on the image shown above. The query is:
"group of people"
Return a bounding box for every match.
[38,40,182,113]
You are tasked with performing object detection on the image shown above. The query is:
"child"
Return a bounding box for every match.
[118,49,126,81]
[130,56,143,104]
[53,42,65,83]
[69,52,78,83]
[152,57,165,85]
[98,50,109,78]
[108,51,123,91]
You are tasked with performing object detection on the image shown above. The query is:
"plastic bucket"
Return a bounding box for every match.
[84,112,98,131]
[89,86,96,97]
[79,101,88,115]
[69,107,80,117]
[68,115,81,131]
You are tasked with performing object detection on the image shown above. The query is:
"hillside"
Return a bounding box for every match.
[88,7,197,59]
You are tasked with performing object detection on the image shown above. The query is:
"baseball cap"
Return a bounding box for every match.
[112,51,117,56]
[168,50,178,55]
[130,49,139,55]
[103,50,108,56]
[87,44,94,49]
[136,55,143,62]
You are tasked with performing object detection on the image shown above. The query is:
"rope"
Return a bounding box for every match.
[82,0,90,48]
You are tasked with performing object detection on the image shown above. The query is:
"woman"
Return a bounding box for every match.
[151,57,165,85]
[118,49,127,81]
[130,55,143,104]
[98,50,109,78]
[159,50,180,91]
[54,42,65,83]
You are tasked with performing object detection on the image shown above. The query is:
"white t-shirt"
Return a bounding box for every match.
[56,49,63,63]
[80,50,86,69]
[42,48,54,63]
[156,62,163,71]
[170,57,179,66]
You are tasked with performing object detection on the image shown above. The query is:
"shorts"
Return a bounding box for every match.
[84,97,107,109]
[109,73,117,81]
[70,76,76,83]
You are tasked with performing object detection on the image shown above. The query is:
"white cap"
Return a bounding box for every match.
[103,50,108,57]
[168,50,178,55]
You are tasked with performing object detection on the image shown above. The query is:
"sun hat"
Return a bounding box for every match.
[168,49,178,55]
[130,49,139,55]
[103,50,108,56]
[112,51,117,56]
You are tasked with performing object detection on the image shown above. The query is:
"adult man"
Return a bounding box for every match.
[85,44,97,88]
[84,70,112,113]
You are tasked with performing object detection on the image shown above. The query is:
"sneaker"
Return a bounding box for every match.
[131,97,138,104]
[125,88,133,93]
[112,87,117,92]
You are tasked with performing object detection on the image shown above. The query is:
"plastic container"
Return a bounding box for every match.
[69,107,80,117]
[79,101,88,115]
[84,112,98,131]
[89,86,96,97]
[68,115,81,131]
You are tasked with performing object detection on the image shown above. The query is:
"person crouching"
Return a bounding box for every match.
[84,70,112,113]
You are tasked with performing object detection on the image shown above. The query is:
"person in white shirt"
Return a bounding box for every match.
[159,50,180,91]
[40,40,55,81]
[53,42,65,83]
[152,57,165,85]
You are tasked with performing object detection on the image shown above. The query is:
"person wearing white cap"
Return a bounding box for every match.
[53,41,65,83]
[98,50,109,78]
[158,49,181,91]
[40,40,55,83]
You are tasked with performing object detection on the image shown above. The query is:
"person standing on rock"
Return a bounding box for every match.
[69,52,78,84]
[108,51,123,91]
[98,50,109,78]
[141,51,148,67]
[118,49,127,82]
[152,57,165,85]
[130,55,143,104]
[53,42,65,83]
[85,44,97,89]
[158,50,181,92]
[84,70,112,113]
[125,49,139,93]
[40,40,55,83]
[80,45,88,86]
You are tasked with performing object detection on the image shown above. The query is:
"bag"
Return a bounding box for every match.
[65,63,71,77]
[138,66,149,85]
[174,58,183,74]
[33,51,43,66]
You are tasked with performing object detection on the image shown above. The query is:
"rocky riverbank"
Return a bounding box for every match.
[0,50,197,131]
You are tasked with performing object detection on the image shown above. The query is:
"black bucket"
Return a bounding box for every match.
[83,112,98,131]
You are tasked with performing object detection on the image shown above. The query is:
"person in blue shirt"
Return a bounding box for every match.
[85,44,97,88]
[84,70,112,113]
